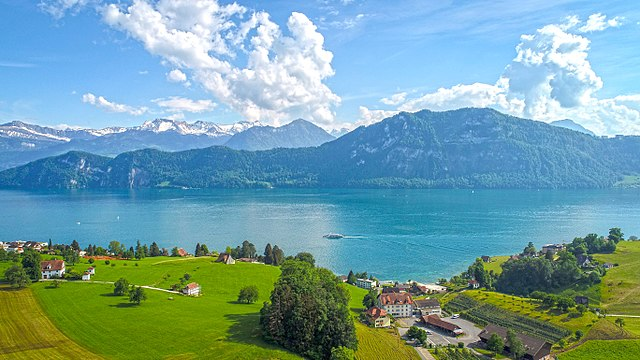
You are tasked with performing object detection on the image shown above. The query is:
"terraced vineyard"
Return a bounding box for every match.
[445,294,569,342]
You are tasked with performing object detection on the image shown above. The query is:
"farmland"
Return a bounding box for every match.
[558,340,640,360]
[482,256,509,275]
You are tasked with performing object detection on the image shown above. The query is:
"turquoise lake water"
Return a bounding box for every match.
[2,188,639,282]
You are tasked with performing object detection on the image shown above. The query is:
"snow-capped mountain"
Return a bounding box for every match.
[136,119,260,137]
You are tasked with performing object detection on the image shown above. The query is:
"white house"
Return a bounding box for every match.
[414,298,442,316]
[183,282,201,296]
[378,292,414,318]
[356,278,376,290]
[468,279,480,289]
[41,260,65,279]
[82,272,91,281]
[87,267,95,275]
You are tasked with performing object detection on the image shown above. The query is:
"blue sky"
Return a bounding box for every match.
[1,0,639,135]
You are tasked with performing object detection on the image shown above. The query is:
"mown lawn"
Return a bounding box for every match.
[0,285,101,359]
[344,285,420,360]
[558,340,640,360]
[32,258,301,360]
[594,241,640,315]
[482,256,509,275]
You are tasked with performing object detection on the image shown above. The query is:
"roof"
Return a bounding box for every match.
[421,315,461,332]
[481,255,491,260]
[357,278,375,283]
[478,324,552,360]
[414,298,440,309]
[365,307,388,319]
[87,267,94,270]
[41,260,65,271]
[468,279,479,284]
[542,244,565,248]
[177,248,188,256]
[379,292,413,306]
[184,282,200,290]
[382,287,403,294]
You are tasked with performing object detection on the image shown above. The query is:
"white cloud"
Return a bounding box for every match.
[356,106,400,127]
[166,69,187,83]
[82,93,148,115]
[152,96,216,113]
[380,92,407,106]
[579,13,622,33]
[364,14,640,136]
[101,0,340,125]
[39,0,92,19]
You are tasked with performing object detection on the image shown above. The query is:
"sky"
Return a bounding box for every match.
[1,0,639,135]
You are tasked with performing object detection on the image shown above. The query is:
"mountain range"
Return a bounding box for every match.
[0,118,334,170]
[1,108,638,190]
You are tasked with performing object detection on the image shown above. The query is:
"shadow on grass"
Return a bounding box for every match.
[224,312,294,355]
[108,302,138,308]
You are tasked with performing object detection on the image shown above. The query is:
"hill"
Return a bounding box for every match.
[224,119,335,151]
[550,119,596,136]
[2,108,640,189]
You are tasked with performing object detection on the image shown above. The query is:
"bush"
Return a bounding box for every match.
[105,260,110,265]
[88,258,94,264]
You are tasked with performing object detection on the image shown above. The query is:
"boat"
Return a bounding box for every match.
[323,233,345,239]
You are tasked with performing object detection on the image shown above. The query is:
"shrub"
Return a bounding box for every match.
[105,260,110,265]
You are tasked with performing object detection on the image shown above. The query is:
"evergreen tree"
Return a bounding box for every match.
[48,238,53,250]
[135,241,145,260]
[71,239,80,251]
[347,270,357,285]
[272,245,285,266]
[241,240,257,258]
[149,242,161,257]
[195,243,202,257]
[264,243,273,264]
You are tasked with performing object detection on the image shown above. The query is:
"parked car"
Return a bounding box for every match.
[451,314,460,319]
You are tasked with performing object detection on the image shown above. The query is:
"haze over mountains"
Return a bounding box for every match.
[0,118,334,170]
[1,108,637,190]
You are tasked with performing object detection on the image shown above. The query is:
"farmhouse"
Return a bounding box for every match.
[421,314,463,336]
[365,306,391,328]
[182,282,201,296]
[177,248,188,257]
[378,292,414,318]
[215,253,235,264]
[541,244,565,255]
[356,278,376,290]
[576,254,593,268]
[82,272,91,281]
[414,298,442,316]
[479,324,552,360]
[468,279,480,289]
[481,255,491,263]
[41,260,65,279]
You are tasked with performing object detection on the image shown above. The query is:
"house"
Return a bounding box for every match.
[510,255,522,261]
[603,262,615,269]
[82,272,91,281]
[237,257,258,263]
[86,267,95,275]
[378,292,414,318]
[421,315,463,336]
[576,254,593,268]
[24,241,43,251]
[177,248,188,257]
[382,287,404,294]
[479,324,552,360]
[339,275,348,282]
[468,279,480,289]
[541,244,565,255]
[414,298,442,316]
[215,253,235,264]
[41,260,65,279]
[481,255,492,263]
[365,307,391,328]
[356,278,376,290]
[574,296,589,306]
[182,282,201,296]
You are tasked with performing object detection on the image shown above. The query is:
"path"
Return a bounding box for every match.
[414,347,436,360]
[606,314,640,318]
[40,279,180,294]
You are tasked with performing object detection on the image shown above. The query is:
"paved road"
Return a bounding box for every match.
[607,314,640,318]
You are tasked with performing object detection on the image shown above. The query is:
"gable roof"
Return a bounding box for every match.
[421,315,461,332]
[478,324,552,360]
[184,282,199,290]
[366,307,388,319]
[414,298,440,309]
[379,292,413,306]
[41,260,65,271]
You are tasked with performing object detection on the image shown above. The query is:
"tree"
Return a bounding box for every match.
[241,240,257,258]
[295,252,315,266]
[260,260,357,359]
[238,285,259,303]
[129,286,147,305]
[556,296,576,312]
[487,333,504,355]
[134,240,145,260]
[330,346,355,360]
[506,329,525,360]
[609,228,624,243]
[407,326,427,345]
[108,240,124,256]
[48,238,53,250]
[114,278,130,296]
[264,243,273,265]
[615,318,625,328]
[200,244,209,256]
[523,242,536,256]
[52,279,62,288]
[272,245,285,266]
[62,247,79,265]
[0,248,7,261]
[347,270,357,285]
[194,243,202,257]
[71,239,80,251]
[170,247,180,257]
[362,289,378,308]
[21,249,42,280]
[575,329,584,340]
[149,242,161,257]
[4,265,31,288]
[183,273,191,281]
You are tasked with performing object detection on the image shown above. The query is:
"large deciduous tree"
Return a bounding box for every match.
[21,249,42,280]
[260,260,357,359]
[5,265,31,288]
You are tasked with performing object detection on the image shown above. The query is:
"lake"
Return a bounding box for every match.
[2,188,639,282]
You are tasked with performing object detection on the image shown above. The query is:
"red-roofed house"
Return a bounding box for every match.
[468,279,480,289]
[177,248,188,257]
[41,260,65,279]
[82,271,91,281]
[87,267,95,275]
[378,292,414,318]
[366,307,391,328]
[421,315,463,336]
[182,282,201,296]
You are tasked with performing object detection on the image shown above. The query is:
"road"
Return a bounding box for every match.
[40,279,181,294]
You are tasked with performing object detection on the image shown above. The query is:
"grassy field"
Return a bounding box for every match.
[482,256,509,275]
[0,285,100,359]
[594,241,640,315]
[463,290,598,334]
[558,340,640,360]
[344,285,420,360]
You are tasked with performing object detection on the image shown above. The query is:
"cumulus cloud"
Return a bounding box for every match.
[101,0,340,125]
[579,13,622,33]
[82,93,148,115]
[152,96,216,113]
[380,92,407,106]
[39,0,92,19]
[365,14,640,136]
[166,69,187,83]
